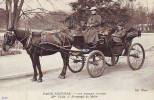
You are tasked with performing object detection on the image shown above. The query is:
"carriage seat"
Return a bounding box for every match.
[32,32,42,37]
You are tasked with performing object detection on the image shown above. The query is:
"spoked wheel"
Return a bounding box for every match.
[127,43,145,70]
[105,56,119,66]
[68,55,85,73]
[86,50,106,78]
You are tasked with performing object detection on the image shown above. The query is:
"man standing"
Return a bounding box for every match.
[83,7,102,45]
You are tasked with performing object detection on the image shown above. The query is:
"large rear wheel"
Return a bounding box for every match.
[127,43,145,70]
[86,50,106,78]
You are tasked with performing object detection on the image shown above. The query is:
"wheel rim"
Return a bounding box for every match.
[128,44,145,70]
[87,52,105,77]
[69,55,84,73]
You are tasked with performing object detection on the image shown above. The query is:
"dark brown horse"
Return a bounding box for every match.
[3,28,73,82]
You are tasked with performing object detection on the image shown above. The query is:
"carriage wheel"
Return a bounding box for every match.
[68,55,85,73]
[127,43,145,70]
[86,50,106,78]
[105,56,119,66]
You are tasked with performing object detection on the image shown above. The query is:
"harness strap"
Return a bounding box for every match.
[25,33,32,49]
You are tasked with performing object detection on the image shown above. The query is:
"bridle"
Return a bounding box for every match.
[4,30,16,46]
[7,29,31,41]
[6,30,31,49]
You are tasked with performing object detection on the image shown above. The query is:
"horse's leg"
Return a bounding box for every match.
[59,52,69,79]
[35,56,43,82]
[30,54,38,81]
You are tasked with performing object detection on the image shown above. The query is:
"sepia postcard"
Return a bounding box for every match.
[0,0,154,100]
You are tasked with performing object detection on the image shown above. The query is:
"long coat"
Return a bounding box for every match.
[83,14,102,44]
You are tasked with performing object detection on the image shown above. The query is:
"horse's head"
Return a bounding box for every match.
[2,29,16,51]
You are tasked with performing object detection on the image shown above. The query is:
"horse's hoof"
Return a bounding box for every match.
[58,75,65,79]
[31,78,37,82]
[37,78,43,82]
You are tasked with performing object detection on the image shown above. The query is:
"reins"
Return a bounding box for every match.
[18,31,31,43]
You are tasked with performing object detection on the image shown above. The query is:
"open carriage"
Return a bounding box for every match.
[68,29,145,78]
[2,26,145,81]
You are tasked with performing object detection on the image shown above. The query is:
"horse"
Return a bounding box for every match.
[2,28,73,82]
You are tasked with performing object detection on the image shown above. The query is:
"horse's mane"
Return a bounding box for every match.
[13,29,31,39]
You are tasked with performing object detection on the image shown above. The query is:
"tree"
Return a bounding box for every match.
[69,0,131,28]
[5,0,24,29]
[0,8,7,28]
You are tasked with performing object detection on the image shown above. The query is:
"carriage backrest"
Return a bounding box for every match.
[123,27,140,42]
[32,32,41,37]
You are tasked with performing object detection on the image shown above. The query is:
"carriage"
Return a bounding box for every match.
[2,27,145,81]
[68,29,145,78]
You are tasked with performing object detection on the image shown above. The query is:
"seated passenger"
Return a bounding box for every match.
[83,6,102,45]
[112,25,127,43]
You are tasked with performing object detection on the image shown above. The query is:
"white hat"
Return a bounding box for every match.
[90,7,97,11]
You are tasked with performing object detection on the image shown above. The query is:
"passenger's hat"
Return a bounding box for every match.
[90,7,97,11]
